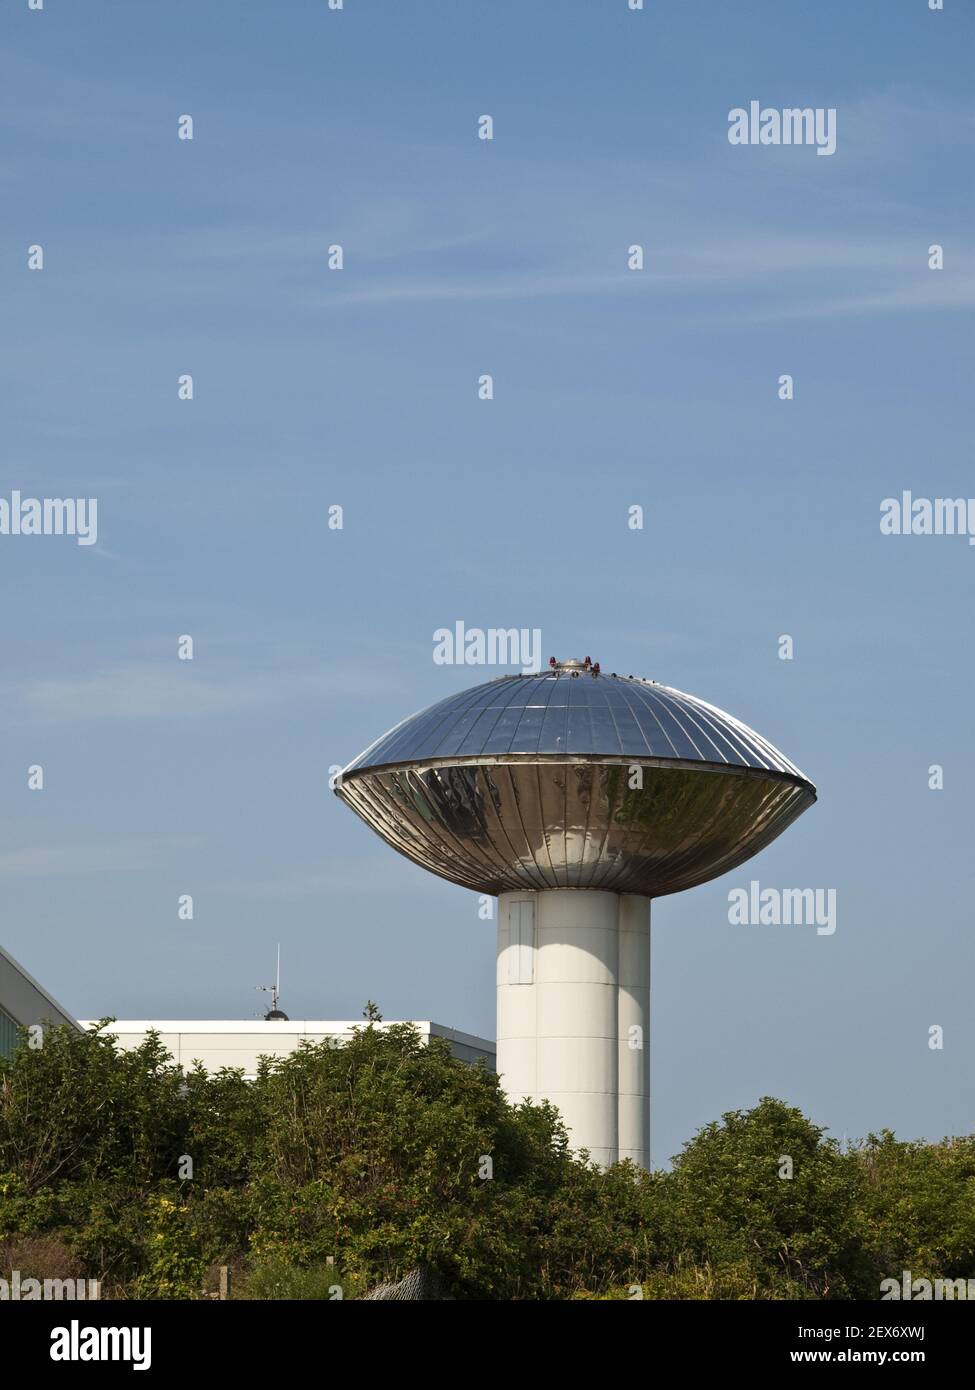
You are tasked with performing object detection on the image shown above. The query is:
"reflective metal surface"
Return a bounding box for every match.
[335,670,816,898]
[343,670,807,775]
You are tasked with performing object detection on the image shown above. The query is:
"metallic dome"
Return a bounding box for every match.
[335,664,816,898]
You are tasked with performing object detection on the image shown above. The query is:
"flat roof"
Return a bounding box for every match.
[82,1020,495,1051]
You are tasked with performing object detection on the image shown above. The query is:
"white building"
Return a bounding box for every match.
[81,1019,496,1079]
[1,940,496,1080]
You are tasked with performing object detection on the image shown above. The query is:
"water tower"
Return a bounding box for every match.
[334,658,815,1168]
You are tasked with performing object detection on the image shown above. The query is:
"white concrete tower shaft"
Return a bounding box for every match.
[496,889,650,1169]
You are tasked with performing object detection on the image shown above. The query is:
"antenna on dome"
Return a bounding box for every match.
[256,944,289,1020]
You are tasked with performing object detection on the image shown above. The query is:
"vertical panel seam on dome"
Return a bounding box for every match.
[680,698,767,767]
[656,689,737,765]
[633,768,747,887]
[436,675,525,756]
[664,688,772,769]
[538,672,570,757]
[467,764,535,891]
[508,671,559,755]
[665,688,805,778]
[406,680,499,758]
[339,775,475,888]
[610,680,663,757]
[579,733,599,890]
[417,766,514,888]
[501,764,551,890]
[565,674,596,753]
[618,681,685,759]
[555,678,570,875]
[638,771,741,889]
[584,683,626,885]
[637,685,715,761]
[454,673,538,757]
[343,703,431,772]
[533,760,559,885]
[378,679,498,764]
[586,681,670,890]
[733,721,797,775]
[662,784,805,893]
[595,678,626,756]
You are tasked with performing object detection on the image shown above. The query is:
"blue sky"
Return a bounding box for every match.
[2,0,973,1164]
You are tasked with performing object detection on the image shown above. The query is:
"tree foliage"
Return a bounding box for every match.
[0,1021,970,1300]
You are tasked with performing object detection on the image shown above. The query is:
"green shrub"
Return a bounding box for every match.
[2,1019,972,1300]
[240,1253,367,1301]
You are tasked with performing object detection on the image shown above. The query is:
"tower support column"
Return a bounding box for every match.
[497,888,650,1169]
[617,893,651,1168]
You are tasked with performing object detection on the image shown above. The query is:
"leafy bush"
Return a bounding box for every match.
[240,1253,367,1301]
[1,1020,971,1299]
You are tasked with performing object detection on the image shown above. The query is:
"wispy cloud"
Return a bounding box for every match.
[0,836,201,878]
[1,661,388,726]
[752,274,975,322]
[313,234,973,321]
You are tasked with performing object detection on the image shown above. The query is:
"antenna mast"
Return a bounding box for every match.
[256,944,288,1020]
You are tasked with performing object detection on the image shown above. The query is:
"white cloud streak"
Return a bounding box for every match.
[1,662,389,726]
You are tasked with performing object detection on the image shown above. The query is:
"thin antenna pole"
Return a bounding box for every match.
[255,945,286,1019]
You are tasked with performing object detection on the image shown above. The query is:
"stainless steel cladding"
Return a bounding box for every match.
[334,667,816,898]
